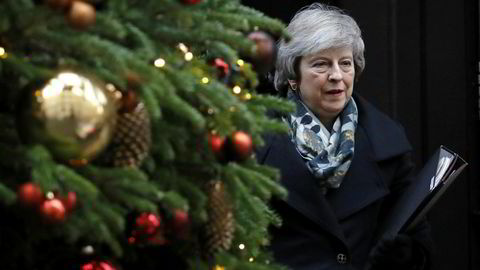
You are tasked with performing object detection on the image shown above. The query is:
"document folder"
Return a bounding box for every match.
[379,145,468,239]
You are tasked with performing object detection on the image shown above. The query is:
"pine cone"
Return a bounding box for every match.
[105,102,151,167]
[203,180,235,258]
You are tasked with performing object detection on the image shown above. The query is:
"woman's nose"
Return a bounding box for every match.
[328,64,343,81]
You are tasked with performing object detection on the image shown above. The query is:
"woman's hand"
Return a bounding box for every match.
[368,234,427,270]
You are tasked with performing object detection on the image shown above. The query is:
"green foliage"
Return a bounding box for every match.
[0,0,293,269]
[0,183,16,205]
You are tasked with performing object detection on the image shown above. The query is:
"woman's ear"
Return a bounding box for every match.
[288,79,297,91]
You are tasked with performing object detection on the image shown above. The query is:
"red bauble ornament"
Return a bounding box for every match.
[247,31,276,74]
[135,212,161,235]
[173,209,189,228]
[129,212,167,245]
[181,0,202,4]
[247,31,275,61]
[229,131,253,161]
[171,209,190,238]
[213,58,229,77]
[40,198,66,222]
[173,209,190,231]
[209,133,226,161]
[81,260,116,270]
[67,1,96,29]
[17,182,44,206]
[62,191,77,212]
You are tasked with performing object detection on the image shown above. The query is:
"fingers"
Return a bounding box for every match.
[369,234,414,268]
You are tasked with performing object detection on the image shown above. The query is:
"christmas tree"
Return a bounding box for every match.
[0,0,294,269]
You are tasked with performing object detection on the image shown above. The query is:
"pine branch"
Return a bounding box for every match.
[55,165,100,200]
[0,183,16,205]
[0,0,292,268]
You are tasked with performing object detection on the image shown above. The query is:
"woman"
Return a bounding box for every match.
[256,3,433,270]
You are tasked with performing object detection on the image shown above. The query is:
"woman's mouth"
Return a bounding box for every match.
[326,89,344,95]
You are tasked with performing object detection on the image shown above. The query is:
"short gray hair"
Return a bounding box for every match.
[274,3,365,95]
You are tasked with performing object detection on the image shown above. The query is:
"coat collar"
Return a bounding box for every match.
[353,93,412,161]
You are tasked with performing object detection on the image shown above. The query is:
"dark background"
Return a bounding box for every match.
[242,0,480,269]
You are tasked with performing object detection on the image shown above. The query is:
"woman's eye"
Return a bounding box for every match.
[313,62,328,68]
[341,60,352,66]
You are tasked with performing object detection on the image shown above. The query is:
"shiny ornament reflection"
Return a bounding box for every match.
[18,71,118,164]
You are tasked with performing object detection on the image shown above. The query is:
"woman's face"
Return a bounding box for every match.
[295,47,355,125]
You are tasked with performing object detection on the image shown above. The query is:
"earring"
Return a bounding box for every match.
[288,79,298,91]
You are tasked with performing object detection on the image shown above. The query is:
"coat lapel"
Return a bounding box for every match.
[325,125,390,221]
[326,95,412,221]
[262,134,347,243]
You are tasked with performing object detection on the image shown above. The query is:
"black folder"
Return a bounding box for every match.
[379,145,468,239]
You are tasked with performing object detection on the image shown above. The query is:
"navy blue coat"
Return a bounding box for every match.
[256,94,433,270]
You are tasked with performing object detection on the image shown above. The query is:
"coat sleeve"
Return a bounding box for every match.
[384,152,435,269]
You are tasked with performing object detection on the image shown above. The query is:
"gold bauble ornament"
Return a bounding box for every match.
[17,71,119,165]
